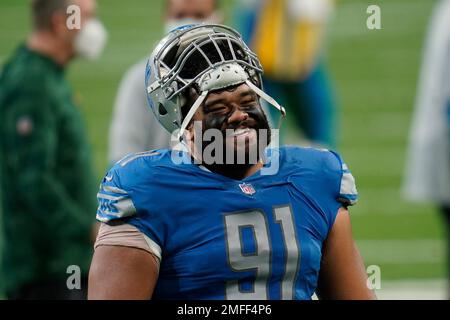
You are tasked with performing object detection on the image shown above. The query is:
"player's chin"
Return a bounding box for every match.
[225,128,258,150]
[224,129,261,164]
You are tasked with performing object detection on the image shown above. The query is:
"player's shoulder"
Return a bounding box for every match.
[96,149,173,223]
[280,145,344,173]
[107,149,172,185]
[278,145,358,206]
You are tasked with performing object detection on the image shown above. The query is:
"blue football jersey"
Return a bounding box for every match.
[96,146,358,300]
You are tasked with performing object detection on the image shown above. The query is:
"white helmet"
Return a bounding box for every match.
[145,24,285,138]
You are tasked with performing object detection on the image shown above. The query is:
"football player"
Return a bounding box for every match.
[108,0,222,164]
[88,24,376,300]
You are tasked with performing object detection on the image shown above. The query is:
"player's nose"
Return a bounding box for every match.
[227,108,249,124]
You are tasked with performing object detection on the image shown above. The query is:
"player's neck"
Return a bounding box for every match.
[203,161,264,180]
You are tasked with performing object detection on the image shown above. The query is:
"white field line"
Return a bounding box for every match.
[374,279,448,300]
[356,239,446,264]
[312,279,448,300]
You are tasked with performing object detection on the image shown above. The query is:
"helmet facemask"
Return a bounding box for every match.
[146,24,286,141]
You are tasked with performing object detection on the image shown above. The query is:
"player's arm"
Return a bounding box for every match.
[316,207,377,300]
[88,244,159,300]
[91,160,165,299]
[88,222,161,299]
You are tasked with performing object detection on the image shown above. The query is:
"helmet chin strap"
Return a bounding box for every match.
[177,83,286,141]
[244,80,286,118]
[177,66,287,140]
[177,91,208,140]
[244,80,287,130]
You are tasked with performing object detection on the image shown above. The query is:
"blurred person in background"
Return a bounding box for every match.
[234,0,337,148]
[108,0,223,164]
[0,0,107,299]
[402,0,450,297]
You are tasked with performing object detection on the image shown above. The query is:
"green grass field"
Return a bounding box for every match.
[326,0,445,280]
[0,0,446,284]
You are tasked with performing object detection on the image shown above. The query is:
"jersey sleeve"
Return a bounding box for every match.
[96,166,137,223]
[319,150,358,207]
[338,161,358,206]
[320,150,358,232]
[96,159,164,260]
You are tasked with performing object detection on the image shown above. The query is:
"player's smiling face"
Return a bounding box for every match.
[189,83,271,163]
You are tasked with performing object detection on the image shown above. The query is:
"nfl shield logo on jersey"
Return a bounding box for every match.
[239,183,256,195]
